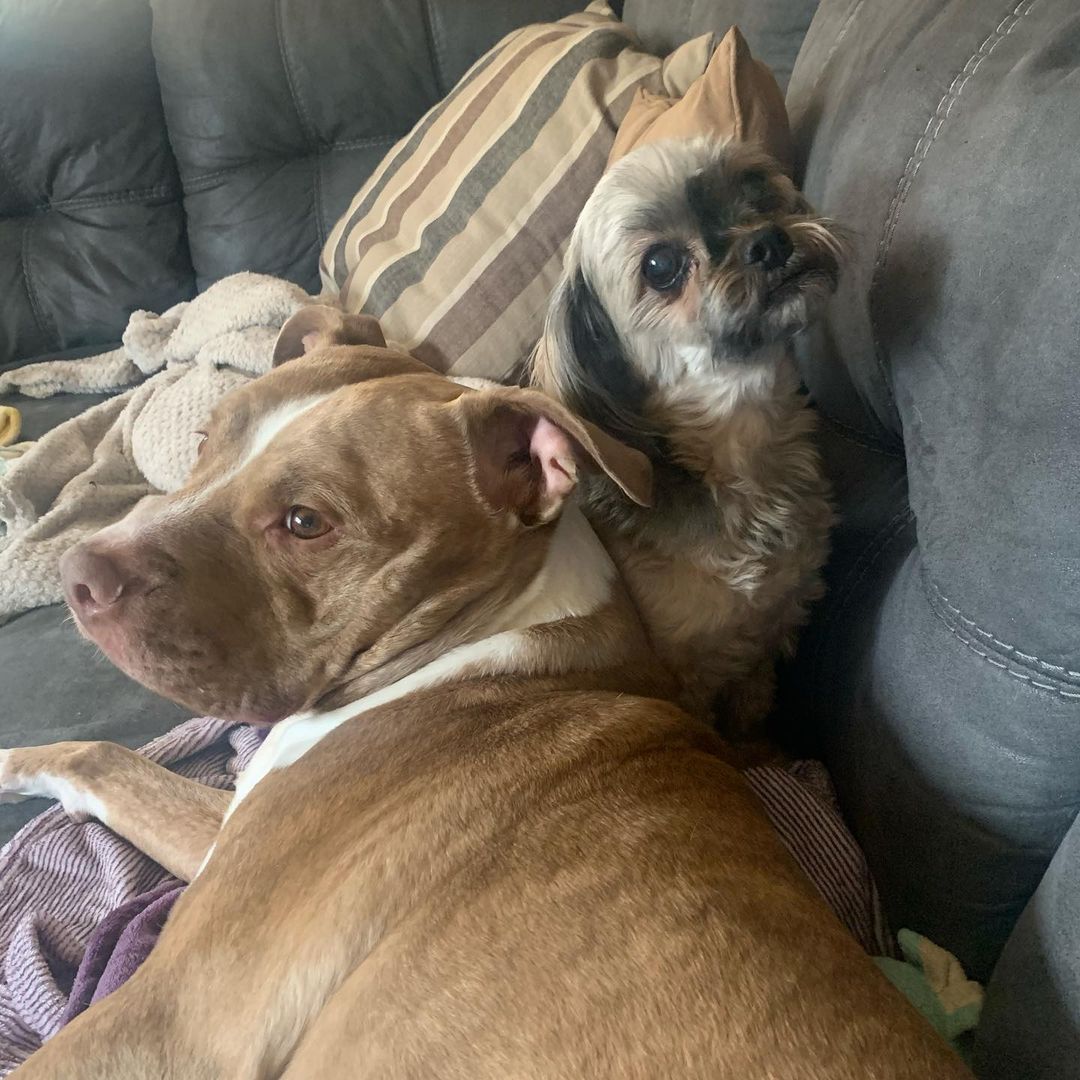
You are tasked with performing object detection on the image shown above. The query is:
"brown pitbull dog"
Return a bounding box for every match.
[0,309,971,1078]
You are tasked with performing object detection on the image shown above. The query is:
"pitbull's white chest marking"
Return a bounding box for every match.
[211,505,614,861]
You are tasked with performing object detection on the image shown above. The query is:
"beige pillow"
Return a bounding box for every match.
[320,3,713,380]
[607,26,793,173]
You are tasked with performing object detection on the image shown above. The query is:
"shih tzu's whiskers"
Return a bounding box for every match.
[710,265,754,309]
[786,216,849,263]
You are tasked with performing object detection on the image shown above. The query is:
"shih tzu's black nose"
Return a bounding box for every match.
[742,225,793,272]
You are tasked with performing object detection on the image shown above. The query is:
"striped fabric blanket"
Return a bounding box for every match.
[0,717,889,1075]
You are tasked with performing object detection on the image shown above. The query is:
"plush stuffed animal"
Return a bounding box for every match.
[875,930,984,1062]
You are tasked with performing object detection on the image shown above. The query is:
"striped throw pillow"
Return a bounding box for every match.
[320,3,714,381]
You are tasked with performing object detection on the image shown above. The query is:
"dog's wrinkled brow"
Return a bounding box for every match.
[685,169,740,232]
[683,168,744,264]
[627,201,689,238]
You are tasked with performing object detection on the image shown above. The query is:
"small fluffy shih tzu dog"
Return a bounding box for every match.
[531,136,843,735]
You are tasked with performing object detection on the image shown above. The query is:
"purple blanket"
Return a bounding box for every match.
[59,880,182,1027]
[0,718,263,1074]
[0,720,888,1075]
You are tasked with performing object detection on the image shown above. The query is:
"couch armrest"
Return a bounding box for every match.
[975,813,1080,1079]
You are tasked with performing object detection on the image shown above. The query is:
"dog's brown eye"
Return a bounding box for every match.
[284,506,331,539]
[641,244,688,292]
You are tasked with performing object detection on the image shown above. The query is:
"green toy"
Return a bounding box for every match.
[875,929,983,1064]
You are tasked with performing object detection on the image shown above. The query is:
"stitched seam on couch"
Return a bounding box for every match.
[817,0,869,92]
[816,410,904,457]
[329,135,401,152]
[0,147,36,212]
[925,597,1080,702]
[178,139,401,193]
[869,0,1041,423]
[6,184,181,217]
[811,506,914,695]
[420,0,447,97]
[922,569,1080,695]
[275,0,319,148]
[275,0,327,247]
[18,219,58,353]
[39,184,179,213]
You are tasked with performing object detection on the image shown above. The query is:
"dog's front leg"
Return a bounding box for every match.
[0,741,229,880]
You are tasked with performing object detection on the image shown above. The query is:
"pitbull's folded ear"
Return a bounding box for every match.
[458,387,652,526]
[273,305,387,367]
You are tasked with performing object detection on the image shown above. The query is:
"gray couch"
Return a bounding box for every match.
[1,1,1077,1075]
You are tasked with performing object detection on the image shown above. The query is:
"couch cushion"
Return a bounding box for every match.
[321,3,713,380]
[0,0,194,368]
[622,0,819,90]
[150,0,584,296]
[785,0,1080,981]
[975,806,1080,1079]
[0,0,587,366]
[1,393,112,447]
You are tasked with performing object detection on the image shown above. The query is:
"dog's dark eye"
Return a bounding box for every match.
[284,506,331,540]
[641,244,688,292]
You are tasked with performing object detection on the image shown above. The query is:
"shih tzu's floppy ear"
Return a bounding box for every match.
[458,385,652,526]
[531,264,653,453]
[273,304,387,367]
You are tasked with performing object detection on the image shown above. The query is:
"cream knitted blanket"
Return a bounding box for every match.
[0,273,324,624]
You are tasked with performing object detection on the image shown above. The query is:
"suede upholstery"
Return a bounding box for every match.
[781,0,1080,1070]
[975,808,1080,1079]
[2,2,1078,1075]
[786,0,1080,984]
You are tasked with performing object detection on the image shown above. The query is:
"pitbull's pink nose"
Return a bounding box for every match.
[60,546,137,618]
